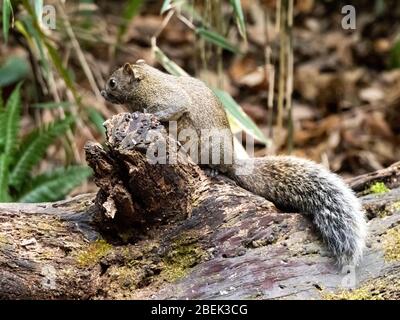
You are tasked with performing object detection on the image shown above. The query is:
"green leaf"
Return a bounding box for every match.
[390,39,400,69]
[117,0,143,43]
[230,0,246,40]
[21,0,79,101]
[160,0,173,14]
[2,0,12,43]
[32,0,43,22]
[212,88,268,144]
[0,56,30,87]
[0,112,5,150]
[196,27,240,54]
[86,107,106,136]
[44,39,79,99]
[0,95,4,146]
[180,1,204,23]
[19,166,92,203]
[17,17,50,77]
[9,116,75,190]
[0,154,11,202]
[76,0,95,29]
[31,101,72,109]
[3,83,22,155]
[374,0,386,16]
[153,45,189,77]
[0,88,3,110]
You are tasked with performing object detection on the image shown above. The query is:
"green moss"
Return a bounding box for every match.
[0,234,6,243]
[37,221,55,231]
[389,201,400,212]
[323,286,384,300]
[162,233,204,282]
[76,239,112,267]
[323,275,400,300]
[109,266,142,290]
[0,234,7,249]
[384,227,400,262]
[378,201,400,218]
[377,209,389,218]
[369,182,390,194]
[244,293,264,299]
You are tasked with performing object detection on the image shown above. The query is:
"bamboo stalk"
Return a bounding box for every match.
[262,3,275,140]
[285,0,294,153]
[277,0,286,130]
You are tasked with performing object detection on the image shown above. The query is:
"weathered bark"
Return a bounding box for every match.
[0,112,399,300]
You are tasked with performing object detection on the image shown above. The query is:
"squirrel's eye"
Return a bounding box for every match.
[109,78,117,89]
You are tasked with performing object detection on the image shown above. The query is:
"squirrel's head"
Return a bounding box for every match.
[101,60,146,105]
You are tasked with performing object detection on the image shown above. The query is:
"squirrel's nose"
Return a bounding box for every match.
[101,90,106,97]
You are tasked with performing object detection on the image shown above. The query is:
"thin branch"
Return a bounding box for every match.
[57,3,102,101]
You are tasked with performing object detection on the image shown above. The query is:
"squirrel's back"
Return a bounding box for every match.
[141,64,230,131]
[133,64,233,170]
[229,156,367,266]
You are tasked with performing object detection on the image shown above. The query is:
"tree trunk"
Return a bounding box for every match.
[1,113,399,300]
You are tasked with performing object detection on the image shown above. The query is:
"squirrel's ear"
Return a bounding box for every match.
[123,63,134,76]
[132,67,144,81]
[123,63,143,81]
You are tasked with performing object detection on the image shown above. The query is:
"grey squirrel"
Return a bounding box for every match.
[101,60,367,266]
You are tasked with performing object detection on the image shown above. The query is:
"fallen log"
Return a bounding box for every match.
[0,112,399,299]
[347,161,400,192]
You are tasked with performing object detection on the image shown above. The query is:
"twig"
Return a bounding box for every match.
[57,3,102,101]
[277,0,286,130]
[154,9,175,38]
[262,3,275,140]
[285,0,294,153]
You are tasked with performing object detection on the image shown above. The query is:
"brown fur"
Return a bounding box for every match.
[102,61,233,171]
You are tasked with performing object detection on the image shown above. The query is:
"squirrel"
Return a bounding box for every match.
[101,60,367,267]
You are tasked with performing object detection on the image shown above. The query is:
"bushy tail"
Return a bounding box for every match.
[229,156,367,266]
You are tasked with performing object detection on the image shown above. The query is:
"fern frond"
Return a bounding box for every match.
[0,111,5,151]
[0,87,4,110]
[10,116,75,190]
[18,166,92,203]
[4,83,22,156]
[0,154,11,202]
[0,88,8,151]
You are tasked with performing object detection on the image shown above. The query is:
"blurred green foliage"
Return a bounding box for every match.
[0,57,30,87]
[0,0,271,203]
[0,85,92,203]
[390,39,400,69]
